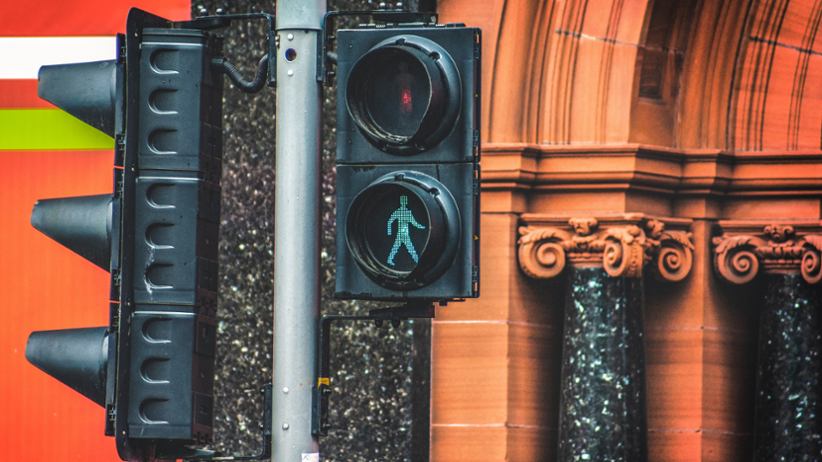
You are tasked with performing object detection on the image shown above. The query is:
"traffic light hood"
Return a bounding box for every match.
[26,327,109,406]
[31,194,112,271]
[38,60,118,137]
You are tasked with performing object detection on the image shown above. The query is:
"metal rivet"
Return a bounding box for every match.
[282,423,290,430]
[287,69,294,77]
[287,33,294,41]
[282,387,289,394]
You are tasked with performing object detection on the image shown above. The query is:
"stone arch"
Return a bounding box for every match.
[531,0,655,145]
[447,0,821,151]
[731,0,822,151]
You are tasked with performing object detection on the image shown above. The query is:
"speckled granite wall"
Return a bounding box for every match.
[197,1,431,460]
[754,274,822,461]
[559,267,647,462]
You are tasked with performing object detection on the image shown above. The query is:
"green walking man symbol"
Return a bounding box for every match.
[386,195,426,266]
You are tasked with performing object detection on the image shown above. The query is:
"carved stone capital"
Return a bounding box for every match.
[712,221,822,284]
[518,214,694,281]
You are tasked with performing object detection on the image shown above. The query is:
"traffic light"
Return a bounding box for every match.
[25,8,223,460]
[335,24,481,301]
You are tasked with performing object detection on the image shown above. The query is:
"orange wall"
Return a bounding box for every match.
[0,150,116,461]
[0,1,189,460]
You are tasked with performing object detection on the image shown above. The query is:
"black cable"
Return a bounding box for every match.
[214,54,269,94]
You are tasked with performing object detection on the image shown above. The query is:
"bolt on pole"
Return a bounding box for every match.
[273,0,326,461]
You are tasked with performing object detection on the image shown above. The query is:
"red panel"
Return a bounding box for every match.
[0,0,189,36]
[0,150,119,461]
[0,80,51,109]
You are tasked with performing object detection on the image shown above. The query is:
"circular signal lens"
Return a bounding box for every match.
[346,172,460,289]
[346,36,461,154]
[364,49,430,138]
[361,184,431,273]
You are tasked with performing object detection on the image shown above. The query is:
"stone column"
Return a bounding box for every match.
[713,222,822,461]
[518,215,694,462]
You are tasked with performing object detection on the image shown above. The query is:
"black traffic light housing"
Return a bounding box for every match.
[121,12,223,451]
[335,24,481,301]
[25,8,224,460]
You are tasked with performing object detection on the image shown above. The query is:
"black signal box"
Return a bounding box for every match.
[334,25,481,301]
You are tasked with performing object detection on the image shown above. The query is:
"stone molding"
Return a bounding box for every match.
[481,143,822,197]
[712,221,822,284]
[517,214,694,281]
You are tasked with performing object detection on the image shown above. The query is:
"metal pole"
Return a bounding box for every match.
[273,0,325,461]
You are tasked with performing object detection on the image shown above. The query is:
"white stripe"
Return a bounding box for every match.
[0,37,116,79]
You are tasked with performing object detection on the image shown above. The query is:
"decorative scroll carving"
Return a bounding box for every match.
[713,222,822,285]
[518,215,694,281]
[517,226,572,279]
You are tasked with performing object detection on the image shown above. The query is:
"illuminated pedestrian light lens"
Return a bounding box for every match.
[361,188,430,273]
[385,195,424,267]
[345,171,460,290]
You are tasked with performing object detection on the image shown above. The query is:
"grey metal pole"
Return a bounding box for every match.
[273,1,325,461]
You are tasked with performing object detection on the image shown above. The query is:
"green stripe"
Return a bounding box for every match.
[0,109,113,150]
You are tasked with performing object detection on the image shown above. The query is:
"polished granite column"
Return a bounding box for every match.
[559,267,646,461]
[713,222,822,461]
[519,215,694,462]
[755,274,822,461]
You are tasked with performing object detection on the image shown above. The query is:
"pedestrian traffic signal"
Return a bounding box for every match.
[335,25,481,301]
[25,8,223,460]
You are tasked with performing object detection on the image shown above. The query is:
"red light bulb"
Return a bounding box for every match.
[400,86,413,114]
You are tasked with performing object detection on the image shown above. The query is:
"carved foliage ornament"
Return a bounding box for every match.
[518,217,694,281]
[712,224,822,284]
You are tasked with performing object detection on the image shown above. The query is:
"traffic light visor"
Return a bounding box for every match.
[31,194,113,270]
[38,60,118,137]
[26,327,109,406]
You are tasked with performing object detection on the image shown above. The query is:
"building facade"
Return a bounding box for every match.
[432,0,822,460]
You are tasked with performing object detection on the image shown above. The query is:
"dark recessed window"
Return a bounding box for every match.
[639,0,680,99]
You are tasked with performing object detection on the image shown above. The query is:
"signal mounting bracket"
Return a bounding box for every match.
[318,4,438,84]
[311,301,437,436]
[182,10,277,89]
[154,383,273,461]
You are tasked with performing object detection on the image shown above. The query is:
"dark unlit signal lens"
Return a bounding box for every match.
[346,35,461,154]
